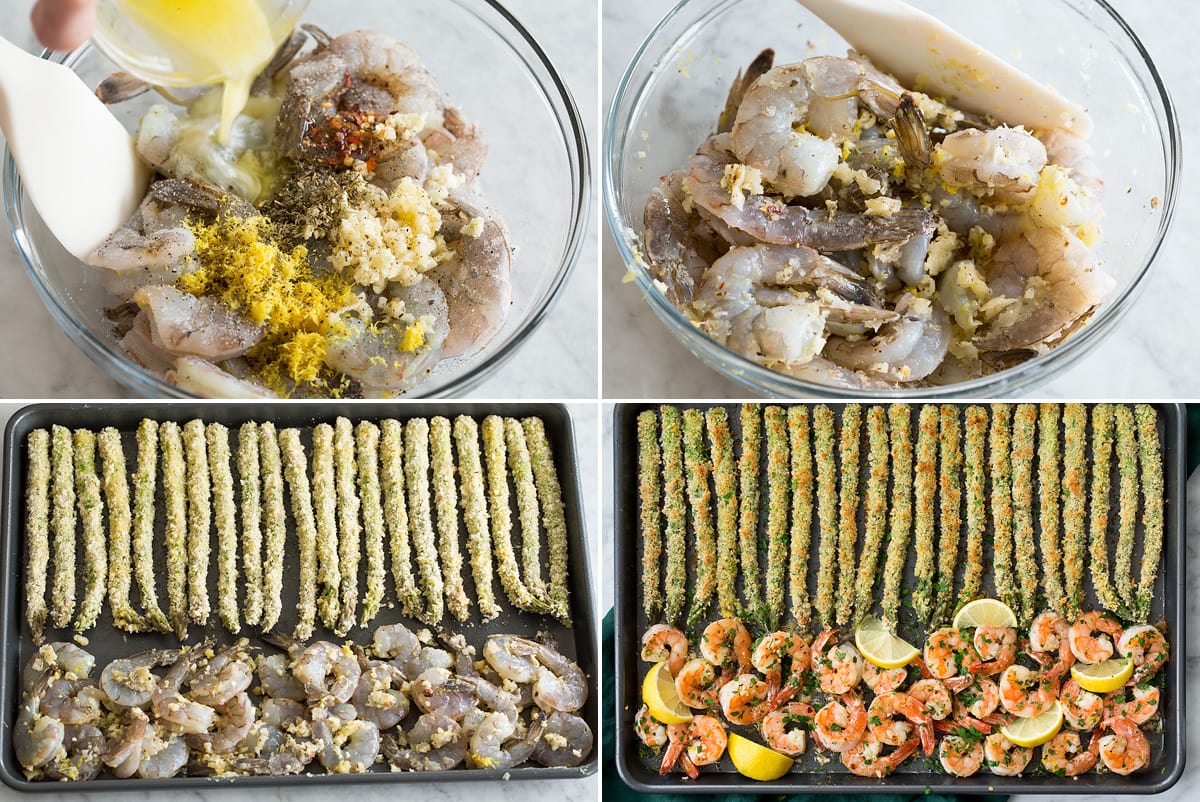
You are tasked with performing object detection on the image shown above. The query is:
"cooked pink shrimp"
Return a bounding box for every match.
[1041,731,1100,777]
[868,692,934,756]
[813,692,868,753]
[661,715,727,779]
[751,631,810,704]
[700,619,752,676]
[1096,717,1150,775]
[760,702,815,757]
[642,625,689,678]
[984,732,1032,776]
[939,733,985,777]
[1104,685,1160,726]
[998,665,1054,719]
[1060,679,1105,731]
[966,626,1017,676]
[718,673,770,726]
[812,629,862,695]
[908,678,953,721]
[934,698,994,736]
[863,662,908,694]
[1117,624,1169,685]
[635,704,667,749]
[923,627,968,679]
[1069,612,1123,664]
[675,658,721,711]
[1029,611,1069,653]
[842,731,919,778]
[956,675,1001,720]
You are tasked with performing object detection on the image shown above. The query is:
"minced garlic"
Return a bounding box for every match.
[720,163,765,210]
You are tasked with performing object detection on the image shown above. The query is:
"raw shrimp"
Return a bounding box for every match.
[381,713,467,771]
[984,732,1032,776]
[399,646,455,681]
[467,712,542,771]
[191,691,255,754]
[1068,611,1123,665]
[674,658,721,711]
[150,644,216,735]
[908,678,953,721]
[25,643,96,687]
[532,711,594,768]
[43,723,104,781]
[998,665,1054,719]
[813,692,868,752]
[661,715,727,779]
[935,127,1048,204]
[643,173,720,305]
[257,653,305,701]
[642,624,690,678]
[429,213,511,359]
[422,107,487,181]
[189,641,254,705]
[868,692,935,755]
[635,704,668,748]
[761,702,815,757]
[923,627,969,679]
[1118,624,1169,684]
[374,623,422,666]
[131,285,263,360]
[507,638,587,713]
[824,294,950,382]
[939,733,985,777]
[841,730,918,778]
[692,244,877,370]
[15,674,64,773]
[1060,678,1105,731]
[291,640,362,704]
[103,708,148,778]
[40,678,103,725]
[718,673,770,726]
[483,635,541,684]
[351,661,410,730]
[1104,685,1160,726]
[966,626,1018,676]
[411,667,477,719]
[863,663,908,695]
[137,724,188,779]
[975,229,1115,352]
[685,137,936,250]
[1096,717,1150,775]
[1041,730,1100,777]
[324,280,450,393]
[99,648,179,708]
[811,629,863,695]
[698,618,752,674]
[168,357,277,398]
[751,631,811,703]
[312,708,381,773]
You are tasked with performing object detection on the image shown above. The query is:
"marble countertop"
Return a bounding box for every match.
[601,404,1196,800]
[0,0,598,399]
[602,0,1199,399]
[0,400,599,802]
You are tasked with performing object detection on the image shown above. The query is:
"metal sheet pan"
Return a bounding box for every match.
[613,402,1185,795]
[0,401,597,790]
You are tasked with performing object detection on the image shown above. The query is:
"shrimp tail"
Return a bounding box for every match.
[890,94,932,168]
[719,49,776,134]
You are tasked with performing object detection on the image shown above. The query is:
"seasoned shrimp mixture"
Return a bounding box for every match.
[643,50,1112,390]
[89,27,512,398]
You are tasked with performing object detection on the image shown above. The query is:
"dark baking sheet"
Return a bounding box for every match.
[0,402,598,790]
[613,402,1186,795]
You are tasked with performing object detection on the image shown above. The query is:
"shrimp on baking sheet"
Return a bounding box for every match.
[1096,717,1150,775]
[661,716,727,780]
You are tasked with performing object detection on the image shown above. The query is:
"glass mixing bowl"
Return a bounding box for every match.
[5,0,589,398]
[604,0,1179,398]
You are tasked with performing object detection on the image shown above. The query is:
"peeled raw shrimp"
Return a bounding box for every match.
[841,730,918,778]
[674,658,721,711]
[324,279,451,394]
[399,646,455,681]
[351,660,410,731]
[137,723,189,779]
[15,673,64,774]
[752,631,811,704]
[257,653,305,701]
[312,706,381,773]
[150,642,216,735]
[429,212,512,358]
[411,667,477,719]
[24,644,96,688]
[42,723,105,781]
[998,664,1054,719]
[1097,717,1150,775]
[189,691,255,754]
[635,704,668,748]
[935,127,1048,205]
[811,629,863,695]
[1068,611,1124,665]
[381,712,467,771]
[761,702,815,757]
[939,733,985,777]
[1104,684,1160,726]
[103,708,149,778]
[189,640,255,706]
[290,640,363,705]
[868,692,935,755]
[168,356,277,398]
[374,623,422,666]
[422,107,488,182]
[642,172,719,305]
[824,294,950,382]
[660,715,727,779]
[532,711,594,768]
[718,674,770,726]
[975,229,1115,352]
[641,625,690,679]
[813,692,868,752]
[1118,624,1169,684]
[1061,678,1106,731]
[1041,730,1100,777]
[699,619,752,675]
[99,647,179,709]
[984,732,1033,776]
[39,678,103,725]
[468,712,542,771]
[132,285,263,361]
[508,638,588,713]
[483,634,541,684]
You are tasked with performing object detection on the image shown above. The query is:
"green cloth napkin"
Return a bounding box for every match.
[602,610,1006,801]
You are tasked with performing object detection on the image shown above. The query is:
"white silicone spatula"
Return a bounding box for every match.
[0,35,150,260]
[796,0,1093,137]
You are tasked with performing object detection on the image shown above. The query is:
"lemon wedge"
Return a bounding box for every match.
[641,661,692,725]
[728,733,794,781]
[1071,657,1134,694]
[953,598,1018,630]
[1001,701,1063,748]
[854,616,920,669]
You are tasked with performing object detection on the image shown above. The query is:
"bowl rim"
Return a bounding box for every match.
[4,0,592,399]
[602,0,1182,398]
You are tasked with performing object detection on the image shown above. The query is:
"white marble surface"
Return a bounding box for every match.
[0,401,600,801]
[0,0,598,399]
[601,0,1200,399]
[601,404,1197,800]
